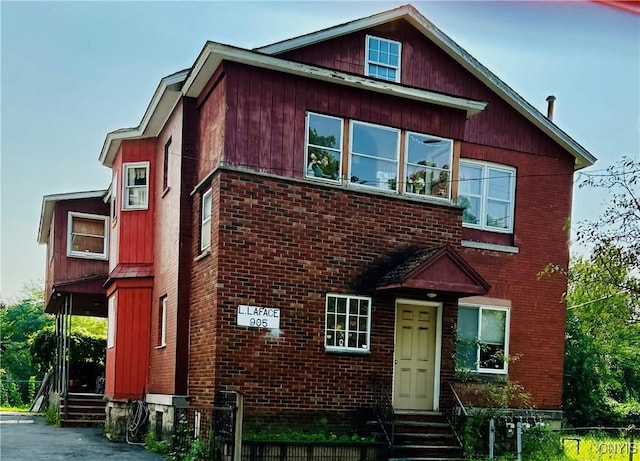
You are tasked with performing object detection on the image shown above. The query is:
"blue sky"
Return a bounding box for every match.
[1,1,638,301]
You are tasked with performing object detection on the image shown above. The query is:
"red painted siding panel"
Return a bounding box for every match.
[105,283,151,400]
[220,62,466,180]
[277,20,571,159]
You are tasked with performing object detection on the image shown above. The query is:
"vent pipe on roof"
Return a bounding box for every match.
[546,95,557,121]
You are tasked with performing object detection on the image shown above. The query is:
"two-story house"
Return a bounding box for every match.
[39,4,595,455]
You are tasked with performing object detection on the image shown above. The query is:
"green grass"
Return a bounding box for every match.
[0,405,31,412]
[562,435,637,461]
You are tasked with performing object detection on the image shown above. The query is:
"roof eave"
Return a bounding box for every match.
[182,42,487,118]
[98,70,189,168]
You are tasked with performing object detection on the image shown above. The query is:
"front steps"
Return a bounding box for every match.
[388,410,463,461]
[60,393,106,427]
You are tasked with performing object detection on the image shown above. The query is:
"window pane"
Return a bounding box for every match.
[480,344,504,370]
[459,164,482,195]
[480,309,506,345]
[306,114,341,181]
[486,200,509,229]
[127,167,147,186]
[127,187,148,206]
[352,123,398,160]
[460,195,480,225]
[72,235,104,254]
[488,168,512,201]
[72,217,104,236]
[457,307,479,370]
[351,155,396,188]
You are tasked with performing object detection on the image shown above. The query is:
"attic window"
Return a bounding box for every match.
[365,35,401,83]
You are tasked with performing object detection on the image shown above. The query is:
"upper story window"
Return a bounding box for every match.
[163,138,171,193]
[48,221,54,263]
[365,35,401,82]
[325,294,371,353]
[305,113,342,182]
[67,212,108,260]
[458,161,516,232]
[123,162,149,210]
[405,133,452,199]
[303,112,456,199]
[456,304,509,374]
[107,295,116,349]
[200,189,212,251]
[349,121,400,190]
[110,174,118,222]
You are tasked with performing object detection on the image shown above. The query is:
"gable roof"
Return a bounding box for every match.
[257,4,596,170]
[377,244,490,297]
[99,4,595,171]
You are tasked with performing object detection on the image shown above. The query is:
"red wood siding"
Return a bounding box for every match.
[219,61,466,180]
[116,139,156,265]
[104,282,152,400]
[46,198,109,304]
[197,70,226,180]
[277,20,572,160]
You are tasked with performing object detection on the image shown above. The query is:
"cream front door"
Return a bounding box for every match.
[393,303,437,410]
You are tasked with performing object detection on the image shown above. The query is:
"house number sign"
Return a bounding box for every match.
[237,305,280,329]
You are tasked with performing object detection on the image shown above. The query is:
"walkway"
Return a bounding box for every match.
[0,412,163,460]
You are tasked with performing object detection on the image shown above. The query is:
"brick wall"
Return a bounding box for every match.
[188,169,463,425]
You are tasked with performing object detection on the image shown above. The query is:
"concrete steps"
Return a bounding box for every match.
[388,411,463,461]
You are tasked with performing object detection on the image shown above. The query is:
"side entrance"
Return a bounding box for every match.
[393,300,442,411]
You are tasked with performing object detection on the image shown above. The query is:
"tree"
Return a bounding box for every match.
[0,284,53,405]
[563,249,640,426]
[576,157,639,297]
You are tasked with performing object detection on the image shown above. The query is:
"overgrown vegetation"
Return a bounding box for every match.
[243,428,377,443]
[44,403,60,426]
[539,158,640,428]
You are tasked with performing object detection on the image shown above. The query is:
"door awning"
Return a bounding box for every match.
[376,245,490,297]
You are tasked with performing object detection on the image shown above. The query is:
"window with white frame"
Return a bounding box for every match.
[305,113,342,182]
[405,132,453,199]
[456,305,509,373]
[365,35,401,82]
[163,138,171,193]
[67,212,108,260]
[158,295,167,347]
[48,220,54,263]
[349,121,400,190]
[123,162,149,210]
[111,174,118,221]
[107,296,116,348]
[458,161,516,232]
[200,189,212,251]
[325,294,371,353]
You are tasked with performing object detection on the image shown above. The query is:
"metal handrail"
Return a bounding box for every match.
[372,377,395,447]
[446,382,467,446]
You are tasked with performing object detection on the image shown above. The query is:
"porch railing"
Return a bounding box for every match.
[372,376,394,447]
[444,382,467,446]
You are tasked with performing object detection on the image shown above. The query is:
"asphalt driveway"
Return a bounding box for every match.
[0,412,164,460]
